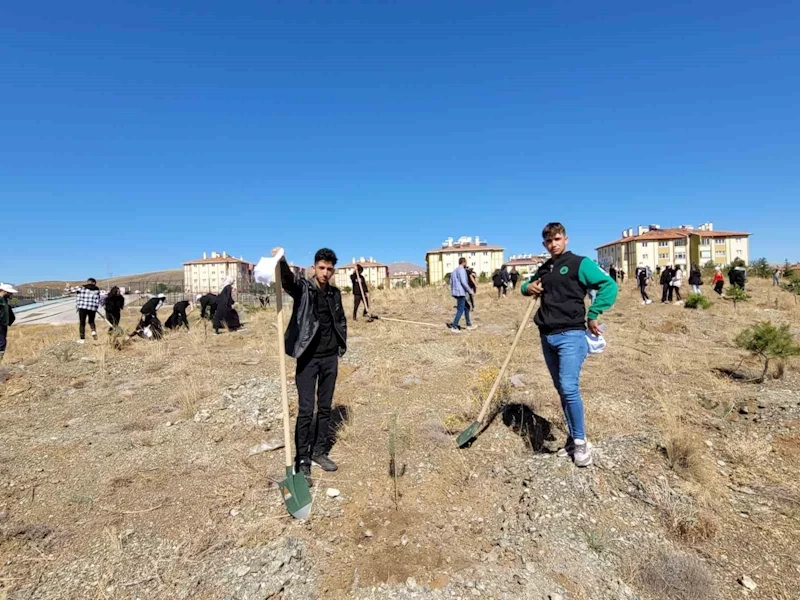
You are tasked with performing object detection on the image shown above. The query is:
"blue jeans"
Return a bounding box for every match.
[541,329,588,441]
[452,296,471,328]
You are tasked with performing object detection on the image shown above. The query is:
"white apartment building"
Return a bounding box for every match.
[334,257,389,291]
[596,223,750,276]
[503,253,550,276]
[426,236,505,284]
[183,251,254,295]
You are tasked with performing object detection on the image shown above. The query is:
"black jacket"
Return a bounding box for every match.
[281,259,347,359]
[215,285,234,318]
[141,297,164,315]
[104,294,125,314]
[500,267,511,283]
[350,272,368,297]
[659,269,673,286]
[688,269,703,286]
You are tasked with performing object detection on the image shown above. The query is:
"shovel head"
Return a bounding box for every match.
[456,421,480,448]
[279,466,312,520]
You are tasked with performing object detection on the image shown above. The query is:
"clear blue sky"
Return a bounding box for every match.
[3,0,799,283]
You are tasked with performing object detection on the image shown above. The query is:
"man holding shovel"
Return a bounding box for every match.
[275,247,347,486]
[350,264,369,321]
[522,223,617,467]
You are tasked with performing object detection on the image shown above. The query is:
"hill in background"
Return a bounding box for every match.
[18,269,184,294]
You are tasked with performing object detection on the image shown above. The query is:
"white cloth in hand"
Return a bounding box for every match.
[254,249,285,285]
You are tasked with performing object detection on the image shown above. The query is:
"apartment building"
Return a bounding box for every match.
[596,223,750,276]
[426,236,505,284]
[334,257,390,291]
[183,251,254,295]
[503,253,550,276]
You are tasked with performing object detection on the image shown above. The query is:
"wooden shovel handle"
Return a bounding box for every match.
[355,269,371,315]
[476,297,539,422]
[274,263,293,470]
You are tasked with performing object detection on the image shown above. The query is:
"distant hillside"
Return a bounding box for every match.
[18,269,184,294]
[389,261,426,275]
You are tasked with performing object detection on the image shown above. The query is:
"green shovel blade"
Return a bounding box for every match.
[279,466,313,520]
[456,421,480,448]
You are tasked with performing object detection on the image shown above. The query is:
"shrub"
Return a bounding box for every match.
[636,549,716,600]
[683,293,711,310]
[478,272,489,284]
[410,276,426,288]
[725,284,750,314]
[341,286,352,294]
[748,257,772,278]
[735,321,800,382]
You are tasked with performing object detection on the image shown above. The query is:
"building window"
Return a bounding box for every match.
[701,238,711,246]
[641,242,648,247]
[675,253,686,260]
[674,239,686,247]
[642,253,649,259]
[716,251,726,257]
[659,252,669,259]
[658,241,669,247]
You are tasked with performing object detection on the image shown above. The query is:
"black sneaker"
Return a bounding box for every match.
[298,462,313,487]
[312,454,338,472]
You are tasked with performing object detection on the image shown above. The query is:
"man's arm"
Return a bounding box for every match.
[578,258,618,320]
[279,258,302,298]
[520,271,542,296]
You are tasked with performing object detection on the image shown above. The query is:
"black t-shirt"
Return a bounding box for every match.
[311,285,338,358]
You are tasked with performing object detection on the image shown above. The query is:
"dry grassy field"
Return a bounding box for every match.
[1,278,799,599]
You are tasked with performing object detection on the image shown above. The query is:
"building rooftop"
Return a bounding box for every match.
[426,244,504,255]
[596,228,750,250]
[338,261,388,269]
[184,256,252,266]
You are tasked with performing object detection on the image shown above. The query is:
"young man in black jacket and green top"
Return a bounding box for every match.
[522,223,617,467]
[277,247,347,486]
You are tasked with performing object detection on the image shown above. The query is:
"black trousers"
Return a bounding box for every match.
[639,284,649,301]
[673,286,682,301]
[79,309,97,339]
[106,309,121,329]
[0,325,7,358]
[353,295,368,320]
[661,284,671,302]
[294,354,338,465]
[714,281,724,295]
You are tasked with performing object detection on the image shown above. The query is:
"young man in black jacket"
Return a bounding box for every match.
[276,247,347,485]
[660,265,673,303]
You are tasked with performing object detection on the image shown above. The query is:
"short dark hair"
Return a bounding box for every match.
[314,248,338,266]
[87,277,97,284]
[356,264,363,273]
[458,257,467,265]
[542,222,566,239]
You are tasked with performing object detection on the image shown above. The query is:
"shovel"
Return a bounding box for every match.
[274,261,313,520]
[456,297,539,448]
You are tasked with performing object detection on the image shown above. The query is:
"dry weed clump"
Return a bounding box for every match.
[724,434,772,466]
[471,366,511,406]
[646,478,717,541]
[653,319,689,335]
[635,548,717,600]
[663,428,707,483]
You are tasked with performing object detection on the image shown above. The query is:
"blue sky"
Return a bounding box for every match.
[3,0,799,282]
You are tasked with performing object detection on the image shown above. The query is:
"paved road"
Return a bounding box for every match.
[14,296,145,326]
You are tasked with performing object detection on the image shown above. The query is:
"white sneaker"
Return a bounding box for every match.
[557,438,594,458]
[645,299,653,305]
[641,301,646,305]
[76,340,85,345]
[466,325,477,331]
[449,327,461,334]
[573,439,593,467]
[91,332,97,339]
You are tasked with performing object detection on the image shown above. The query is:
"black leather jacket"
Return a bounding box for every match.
[280,260,347,359]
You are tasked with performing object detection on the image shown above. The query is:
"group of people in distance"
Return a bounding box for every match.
[68,274,246,343]
[491,265,520,299]
[609,261,749,307]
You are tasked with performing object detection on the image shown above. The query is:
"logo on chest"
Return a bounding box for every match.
[559,266,569,275]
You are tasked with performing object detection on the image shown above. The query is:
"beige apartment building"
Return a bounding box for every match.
[503,253,550,276]
[596,223,750,276]
[183,251,254,295]
[426,236,505,284]
[334,257,389,291]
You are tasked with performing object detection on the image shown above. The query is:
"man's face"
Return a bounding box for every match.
[542,232,568,256]
[314,260,335,286]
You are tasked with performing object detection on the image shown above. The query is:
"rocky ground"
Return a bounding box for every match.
[1,279,799,599]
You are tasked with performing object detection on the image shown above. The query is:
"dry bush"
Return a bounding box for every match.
[471,366,511,406]
[635,548,717,600]
[646,478,717,541]
[663,428,708,483]
[724,434,772,466]
[179,376,207,419]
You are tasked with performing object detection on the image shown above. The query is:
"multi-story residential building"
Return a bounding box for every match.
[596,223,750,276]
[388,262,426,289]
[425,236,505,284]
[183,251,254,295]
[334,257,390,291]
[503,253,550,276]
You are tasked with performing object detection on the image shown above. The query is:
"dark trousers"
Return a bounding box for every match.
[0,325,7,358]
[353,295,368,320]
[295,354,338,465]
[714,281,724,295]
[661,284,671,303]
[673,286,682,301]
[106,310,121,330]
[79,309,97,339]
[639,284,649,301]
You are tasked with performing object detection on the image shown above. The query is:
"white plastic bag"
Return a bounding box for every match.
[254,249,285,285]
[586,324,607,354]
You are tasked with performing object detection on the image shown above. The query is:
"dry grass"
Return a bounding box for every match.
[663,426,708,483]
[645,478,717,541]
[635,548,717,600]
